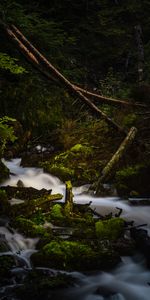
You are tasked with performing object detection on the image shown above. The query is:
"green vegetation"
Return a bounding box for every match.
[0,116,16,157]
[95,218,125,240]
[1,0,150,138]
[1,1,150,294]
[0,52,26,74]
[50,204,64,220]
[41,143,99,184]
[31,239,120,271]
[115,164,150,197]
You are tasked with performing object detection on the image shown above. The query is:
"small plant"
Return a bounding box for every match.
[0,52,27,74]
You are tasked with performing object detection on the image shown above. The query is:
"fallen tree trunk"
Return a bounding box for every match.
[2,23,125,135]
[10,24,146,109]
[95,127,137,195]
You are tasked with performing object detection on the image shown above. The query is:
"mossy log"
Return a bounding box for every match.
[96,127,137,195]
[11,193,63,217]
[64,180,73,216]
[0,185,52,200]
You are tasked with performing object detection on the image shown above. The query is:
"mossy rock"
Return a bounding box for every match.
[12,216,52,239]
[115,164,150,197]
[95,218,124,240]
[31,240,120,271]
[41,143,98,184]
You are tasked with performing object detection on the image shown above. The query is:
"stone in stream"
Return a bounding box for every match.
[130,227,150,267]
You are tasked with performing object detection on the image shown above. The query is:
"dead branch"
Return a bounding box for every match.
[74,86,147,108]
[11,25,146,108]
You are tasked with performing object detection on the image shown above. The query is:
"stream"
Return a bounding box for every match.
[0,158,150,300]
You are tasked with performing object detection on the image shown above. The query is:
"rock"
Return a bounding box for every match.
[31,240,120,271]
[130,227,150,268]
[17,179,24,187]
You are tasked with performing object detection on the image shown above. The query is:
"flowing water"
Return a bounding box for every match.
[1,158,150,300]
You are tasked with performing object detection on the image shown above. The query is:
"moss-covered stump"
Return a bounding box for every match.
[0,159,9,183]
[115,163,150,197]
[40,143,99,185]
[31,240,120,271]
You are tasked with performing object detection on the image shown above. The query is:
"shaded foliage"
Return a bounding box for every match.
[1,0,150,137]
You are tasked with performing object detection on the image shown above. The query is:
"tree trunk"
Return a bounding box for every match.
[95,127,137,195]
[135,24,144,83]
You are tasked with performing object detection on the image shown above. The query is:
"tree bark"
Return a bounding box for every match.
[95,127,137,195]
[135,24,144,83]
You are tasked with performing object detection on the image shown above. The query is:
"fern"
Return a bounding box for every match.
[0,52,26,74]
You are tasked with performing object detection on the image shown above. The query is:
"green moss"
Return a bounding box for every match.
[11,194,63,217]
[31,239,120,271]
[70,144,93,155]
[46,164,75,181]
[50,204,64,220]
[95,218,124,240]
[123,113,137,128]
[31,210,45,225]
[41,143,96,184]
[35,240,96,270]
[13,216,52,238]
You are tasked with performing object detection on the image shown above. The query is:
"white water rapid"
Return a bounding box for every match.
[1,158,150,300]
